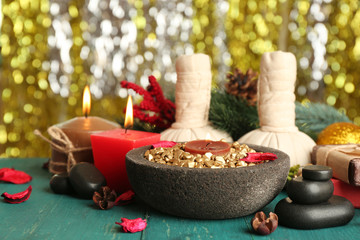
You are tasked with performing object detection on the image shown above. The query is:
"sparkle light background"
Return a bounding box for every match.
[1,0,359,157]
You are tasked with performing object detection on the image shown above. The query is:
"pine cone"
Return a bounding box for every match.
[225,68,258,106]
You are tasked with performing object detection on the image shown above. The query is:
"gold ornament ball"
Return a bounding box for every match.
[317,122,360,145]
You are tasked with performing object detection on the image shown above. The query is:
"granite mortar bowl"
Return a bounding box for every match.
[126,144,290,219]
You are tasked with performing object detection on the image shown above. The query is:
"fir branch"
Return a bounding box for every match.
[295,102,351,141]
[209,91,258,140]
[209,91,351,141]
[116,116,161,133]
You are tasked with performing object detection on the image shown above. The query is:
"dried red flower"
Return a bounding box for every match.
[120,75,175,130]
[242,153,277,163]
[115,218,147,233]
[152,141,177,149]
[1,185,32,204]
[0,168,32,184]
[115,190,135,206]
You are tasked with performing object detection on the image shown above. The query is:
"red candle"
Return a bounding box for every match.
[91,95,161,193]
[50,86,119,173]
[184,140,231,156]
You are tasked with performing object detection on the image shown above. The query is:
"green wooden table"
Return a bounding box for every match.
[1,158,359,240]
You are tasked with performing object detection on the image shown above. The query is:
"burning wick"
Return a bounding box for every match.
[124,95,133,134]
[205,142,211,148]
[82,85,91,119]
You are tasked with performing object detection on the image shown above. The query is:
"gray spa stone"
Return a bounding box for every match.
[69,162,107,199]
[126,144,290,219]
[302,165,333,181]
[287,177,334,204]
[275,196,354,229]
[49,173,74,194]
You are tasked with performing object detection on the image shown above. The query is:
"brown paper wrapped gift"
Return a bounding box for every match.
[311,144,360,186]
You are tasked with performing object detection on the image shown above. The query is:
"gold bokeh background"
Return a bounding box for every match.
[1,0,359,157]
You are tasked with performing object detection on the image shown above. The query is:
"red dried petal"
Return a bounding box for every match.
[115,190,135,206]
[1,185,32,204]
[0,168,32,184]
[152,141,177,149]
[115,218,147,233]
[242,153,277,163]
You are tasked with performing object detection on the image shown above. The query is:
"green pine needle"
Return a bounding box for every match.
[295,102,351,141]
[116,116,162,133]
[209,91,258,140]
[209,91,352,141]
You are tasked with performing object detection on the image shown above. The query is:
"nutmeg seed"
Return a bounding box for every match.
[251,211,278,235]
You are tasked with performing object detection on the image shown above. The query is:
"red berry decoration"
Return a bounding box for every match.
[121,75,175,130]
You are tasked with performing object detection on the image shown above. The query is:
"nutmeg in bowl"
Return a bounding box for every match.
[125,143,290,219]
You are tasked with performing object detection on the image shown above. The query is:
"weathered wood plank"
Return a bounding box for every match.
[1,158,360,240]
[141,206,253,240]
[0,158,144,240]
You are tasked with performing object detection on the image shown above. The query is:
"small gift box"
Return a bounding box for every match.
[332,178,360,208]
[311,144,360,186]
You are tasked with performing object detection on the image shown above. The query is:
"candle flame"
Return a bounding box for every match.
[124,95,133,129]
[82,85,91,117]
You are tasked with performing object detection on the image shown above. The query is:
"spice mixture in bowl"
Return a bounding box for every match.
[144,141,276,169]
[126,142,290,219]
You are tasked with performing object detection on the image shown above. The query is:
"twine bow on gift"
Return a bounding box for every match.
[315,144,360,185]
[34,127,92,173]
[316,144,360,166]
[338,145,360,155]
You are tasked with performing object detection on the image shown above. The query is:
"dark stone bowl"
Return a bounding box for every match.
[126,144,290,219]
